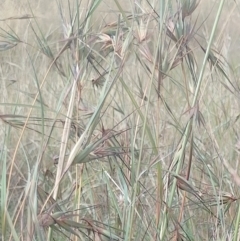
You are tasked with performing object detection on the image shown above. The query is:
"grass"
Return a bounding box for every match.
[1,0,240,240]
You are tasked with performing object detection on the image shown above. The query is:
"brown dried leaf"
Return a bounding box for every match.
[38,213,55,227]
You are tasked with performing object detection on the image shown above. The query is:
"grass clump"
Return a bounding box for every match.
[1,0,240,240]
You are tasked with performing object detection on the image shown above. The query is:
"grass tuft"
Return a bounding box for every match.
[1,0,240,240]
